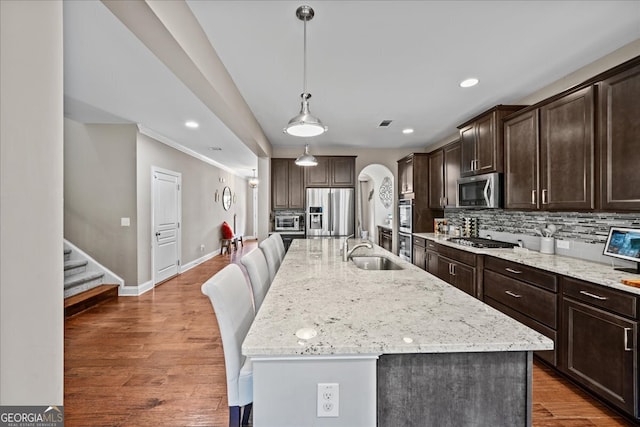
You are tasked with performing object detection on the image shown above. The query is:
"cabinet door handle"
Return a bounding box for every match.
[505,290,522,298]
[449,263,456,276]
[579,290,608,301]
[624,328,633,351]
[531,190,536,205]
[505,267,522,274]
[542,189,548,205]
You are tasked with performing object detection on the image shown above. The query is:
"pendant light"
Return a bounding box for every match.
[284,5,327,138]
[248,169,259,188]
[295,144,318,167]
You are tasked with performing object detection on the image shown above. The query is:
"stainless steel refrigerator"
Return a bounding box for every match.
[306,188,355,237]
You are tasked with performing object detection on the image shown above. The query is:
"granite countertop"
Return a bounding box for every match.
[242,238,552,357]
[413,233,640,296]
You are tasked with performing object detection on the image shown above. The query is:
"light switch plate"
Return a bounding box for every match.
[556,240,570,249]
[121,217,130,227]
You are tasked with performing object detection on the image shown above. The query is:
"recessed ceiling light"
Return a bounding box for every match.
[185,120,199,128]
[460,78,479,88]
[402,128,414,134]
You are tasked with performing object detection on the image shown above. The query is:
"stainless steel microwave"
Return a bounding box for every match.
[457,172,502,208]
[274,215,302,231]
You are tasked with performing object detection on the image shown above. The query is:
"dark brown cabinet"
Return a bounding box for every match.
[598,62,640,211]
[425,240,439,274]
[540,86,594,210]
[433,244,478,297]
[398,154,415,195]
[412,236,426,270]
[561,276,637,417]
[428,141,461,209]
[483,257,559,366]
[458,105,525,177]
[305,156,355,188]
[378,226,392,252]
[397,153,433,232]
[504,87,594,210]
[271,158,305,209]
[437,256,475,296]
[504,110,539,209]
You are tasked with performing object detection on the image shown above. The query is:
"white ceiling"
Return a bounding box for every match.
[64,1,640,177]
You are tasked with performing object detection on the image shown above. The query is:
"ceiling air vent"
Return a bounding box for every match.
[378,120,393,128]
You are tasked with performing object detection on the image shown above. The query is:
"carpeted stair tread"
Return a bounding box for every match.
[64,271,104,289]
[64,259,88,270]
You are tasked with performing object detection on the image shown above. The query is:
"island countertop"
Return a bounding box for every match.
[242,238,552,357]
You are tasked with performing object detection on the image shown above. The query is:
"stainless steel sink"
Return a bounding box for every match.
[350,256,403,270]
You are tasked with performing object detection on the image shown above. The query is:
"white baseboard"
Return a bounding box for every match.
[118,250,225,297]
[180,250,218,273]
[119,280,153,296]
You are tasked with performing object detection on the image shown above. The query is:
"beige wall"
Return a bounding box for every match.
[0,0,64,404]
[136,133,250,285]
[64,119,138,285]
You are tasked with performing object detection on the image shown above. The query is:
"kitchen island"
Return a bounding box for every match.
[242,238,553,426]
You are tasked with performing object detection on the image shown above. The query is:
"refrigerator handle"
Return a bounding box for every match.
[328,191,333,233]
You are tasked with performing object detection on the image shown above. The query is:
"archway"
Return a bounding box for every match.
[357,164,394,245]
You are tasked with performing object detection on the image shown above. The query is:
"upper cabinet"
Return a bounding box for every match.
[504,87,594,210]
[429,140,461,209]
[458,105,526,177]
[271,158,305,210]
[598,61,640,211]
[540,86,594,210]
[305,156,356,187]
[398,153,429,200]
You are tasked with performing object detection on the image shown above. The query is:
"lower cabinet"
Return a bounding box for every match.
[412,236,426,270]
[483,256,558,366]
[437,256,475,296]
[561,277,638,418]
[425,240,439,276]
[378,226,392,252]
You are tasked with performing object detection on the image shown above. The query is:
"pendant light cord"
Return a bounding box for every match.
[303,17,307,95]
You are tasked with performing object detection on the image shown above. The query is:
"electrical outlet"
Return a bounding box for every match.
[317,383,339,417]
[200,244,205,252]
[557,240,570,250]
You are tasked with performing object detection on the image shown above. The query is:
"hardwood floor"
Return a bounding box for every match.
[65,240,635,426]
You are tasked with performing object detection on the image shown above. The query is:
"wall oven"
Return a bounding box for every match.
[398,200,412,234]
[457,172,502,208]
[274,214,302,232]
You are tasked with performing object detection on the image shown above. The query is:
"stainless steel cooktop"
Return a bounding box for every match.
[448,237,517,249]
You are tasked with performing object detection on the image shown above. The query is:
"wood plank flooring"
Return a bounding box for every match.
[64,240,635,426]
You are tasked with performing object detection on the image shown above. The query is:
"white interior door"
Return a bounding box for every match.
[152,167,181,285]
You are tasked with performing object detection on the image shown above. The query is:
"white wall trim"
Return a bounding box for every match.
[119,280,154,296]
[180,250,218,273]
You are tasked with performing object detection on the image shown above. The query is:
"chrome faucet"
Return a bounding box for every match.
[343,234,372,261]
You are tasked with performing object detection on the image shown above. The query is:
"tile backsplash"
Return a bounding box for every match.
[444,209,640,244]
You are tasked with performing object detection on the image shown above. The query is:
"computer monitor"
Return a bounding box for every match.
[603,226,640,274]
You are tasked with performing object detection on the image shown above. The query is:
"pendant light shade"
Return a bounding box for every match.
[248,169,259,188]
[295,144,318,167]
[283,5,327,138]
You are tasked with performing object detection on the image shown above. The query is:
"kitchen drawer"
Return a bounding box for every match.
[413,236,426,248]
[437,244,477,267]
[485,296,557,366]
[485,256,557,292]
[484,269,557,329]
[426,240,438,251]
[562,277,637,319]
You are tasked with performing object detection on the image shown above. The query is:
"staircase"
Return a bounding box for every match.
[64,242,123,318]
